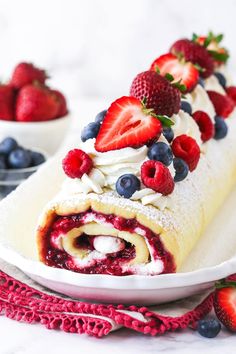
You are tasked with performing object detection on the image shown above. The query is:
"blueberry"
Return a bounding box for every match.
[163,127,174,143]
[81,122,100,142]
[214,72,227,88]
[95,110,107,123]
[0,185,17,198]
[173,158,189,182]
[198,77,205,88]
[148,142,173,166]
[0,137,18,155]
[0,155,6,169]
[197,318,221,338]
[180,101,192,115]
[116,174,140,198]
[8,148,32,169]
[214,116,228,140]
[30,151,46,166]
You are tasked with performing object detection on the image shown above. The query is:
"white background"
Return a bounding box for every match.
[0,0,235,107]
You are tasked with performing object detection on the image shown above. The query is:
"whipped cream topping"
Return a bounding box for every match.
[185,84,216,120]
[204,75,226,95]
[171,110,202,146]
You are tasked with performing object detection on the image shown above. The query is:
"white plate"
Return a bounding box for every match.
[1,135,236,305]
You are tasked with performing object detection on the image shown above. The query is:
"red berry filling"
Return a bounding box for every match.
[141,160,174,195]
[192,111,215,142]
[172,134,200,172]
[41,210,175,276]
[62,149,93,179]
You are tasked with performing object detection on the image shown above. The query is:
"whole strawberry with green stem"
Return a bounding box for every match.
[130,70,182,117]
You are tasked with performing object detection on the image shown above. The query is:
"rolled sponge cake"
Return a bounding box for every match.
[36,111,236,275]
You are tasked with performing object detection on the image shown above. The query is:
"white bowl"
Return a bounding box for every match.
[0,114,72,155]
[0,148,236,305]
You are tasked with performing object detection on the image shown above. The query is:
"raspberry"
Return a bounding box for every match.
[207,91,234,118]
[172,135,200,172]
[62,149,93,178]
[141,160,174,195]
[226,86,236,105]
[130,71,181,117]
[192,111,215,142]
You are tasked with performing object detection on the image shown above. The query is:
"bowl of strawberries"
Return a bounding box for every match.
[0,62,71,155]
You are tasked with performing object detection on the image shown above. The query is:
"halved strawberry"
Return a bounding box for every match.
[214,279,236,332]
[150,53,199,93]
[95,96,162,152]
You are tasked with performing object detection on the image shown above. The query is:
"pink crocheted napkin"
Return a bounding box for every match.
[0,260,215,338]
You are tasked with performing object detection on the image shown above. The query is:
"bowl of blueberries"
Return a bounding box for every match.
[0,137,46,198]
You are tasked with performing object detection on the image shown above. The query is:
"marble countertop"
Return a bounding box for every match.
[0,314,235,354]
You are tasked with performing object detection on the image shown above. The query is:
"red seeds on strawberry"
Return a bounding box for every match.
[172,134,200,172]
[150,53,199,93]
[214,280,236,332]
[170,39,214,78]
[10,62,47,89]
[226,86,236,105]
[192,111,215,142]
[95,96,162,152]
[0,85,15,121]
[16,84,60,122]
[130,71,181,117]
[141,160,174,195]
[207,90,235,118]
[62,149,93,179]
[51,89,68,118]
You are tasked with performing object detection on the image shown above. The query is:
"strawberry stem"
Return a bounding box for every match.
[155,114,174,127]
[165,73,174,82]
[172,79,186,93]
[140,97,174,127]
[208,50,229,63]
[215,279,236,289]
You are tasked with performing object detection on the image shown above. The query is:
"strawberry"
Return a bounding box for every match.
[0,85,15,121]
[62,149,93,179]
[51,90,68,117]
[192,111,215,142]
[16,84,59,122]
[141,160,174,195]
[95,96,162,152]
[150,53,199,93]
[214,279,236,332]
[170,39,214,78]
[172,134,200,172]
[207,91,234,118]
[193,32,229,67]
[130,71,181,116]
[10,62,47,89]
[226,86,236,105]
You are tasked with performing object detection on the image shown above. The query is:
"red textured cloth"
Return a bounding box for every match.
[0,270,213,337]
